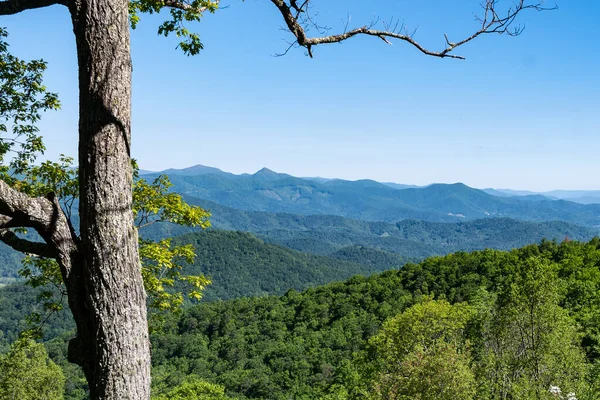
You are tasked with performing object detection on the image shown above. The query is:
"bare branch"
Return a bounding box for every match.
[269,0,555,59]
[0,0,66,15]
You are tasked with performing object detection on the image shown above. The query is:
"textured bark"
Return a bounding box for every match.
[67,0,151,398]
[0,182,77,266]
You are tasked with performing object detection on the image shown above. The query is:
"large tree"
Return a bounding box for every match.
[0,0,550,398]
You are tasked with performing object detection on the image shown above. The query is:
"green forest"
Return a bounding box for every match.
[1,237,599,399]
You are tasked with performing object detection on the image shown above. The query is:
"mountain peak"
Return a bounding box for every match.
[255,167,275,174]
[161,164,228,176]
[253,167,281,180]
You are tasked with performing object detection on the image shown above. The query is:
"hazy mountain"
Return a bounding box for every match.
[382,182,422,190]
[484,188,600,205]
[543,190,600,204]
[141,197,599,259]
[253,167,289,181]
[142,169,600,226]
[140,164,234,177]
[300,176,333,183]
[563,195,600,205]
[142,165,600,205]
[483,188,542,197]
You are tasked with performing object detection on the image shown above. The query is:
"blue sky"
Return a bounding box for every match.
[1,1,599,191]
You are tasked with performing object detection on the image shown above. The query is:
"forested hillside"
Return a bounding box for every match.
[150,238,600,399]
[171,231,404,301]
[1,239,599,399]
[146,198,599,256]
[3,206,594,282]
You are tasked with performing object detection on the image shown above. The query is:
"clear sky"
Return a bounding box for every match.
[1,1,599,191]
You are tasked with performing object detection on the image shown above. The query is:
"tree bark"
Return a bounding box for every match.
[68,0,151,398]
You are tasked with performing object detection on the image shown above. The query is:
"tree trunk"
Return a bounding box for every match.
[67,0,151,398]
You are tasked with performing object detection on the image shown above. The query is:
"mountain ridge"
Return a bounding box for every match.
[140,169,600,225]
[141,164,600,204]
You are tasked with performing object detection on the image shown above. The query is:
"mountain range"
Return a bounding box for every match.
[142,164,600,205]
[1,164,598,284]
[140,165,600,226]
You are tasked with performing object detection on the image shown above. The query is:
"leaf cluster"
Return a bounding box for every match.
[128,0,219,55]
[0,28,59,177]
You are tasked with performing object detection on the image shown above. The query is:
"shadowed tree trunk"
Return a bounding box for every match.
[67,0,151,397]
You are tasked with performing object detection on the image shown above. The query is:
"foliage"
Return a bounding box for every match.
[128,0,218,55]
[1,238,599,399]
[472,258,590,399]
[133,163,211,313]
[0,28,60,178]
[0,339,65,400]
[152,377,232,400]
[366,299,476,400]
[145,239,600,399]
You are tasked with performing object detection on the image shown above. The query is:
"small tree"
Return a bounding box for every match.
[472,257,590,399]
[367,299,476,400]
[152,378,232,400]
[0,339,65,400]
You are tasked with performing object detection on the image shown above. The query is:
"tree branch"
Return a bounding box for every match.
[0,180,78,279]
[0,0,66,15]
[0,215,57,258]
[270,0,555,59]
[0,227,56,258]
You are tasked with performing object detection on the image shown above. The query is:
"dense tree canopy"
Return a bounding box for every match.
[1,237,598,399]
[0,339,65,400]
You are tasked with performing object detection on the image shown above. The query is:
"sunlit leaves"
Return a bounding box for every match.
[133,162,211,230]
[0,339,65,400]
[133,161,212,314]
[129,0,219,55]
[19,256,63,290]
[140,238,211,312]
[471,258,590,399]
[367,299,477,400]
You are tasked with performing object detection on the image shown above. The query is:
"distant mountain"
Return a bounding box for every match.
[382,182,422,190]
[142,169,600,226]
[543,190,600,205]
[483,188,541,197]
[300,176,333,183]
[253,167,288,181]
[140,164,234,177]
[137,169,157,175]
[484,188,600,205]
[142,164,600,205]
[140,197,599,260]
[564,195,600,205]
